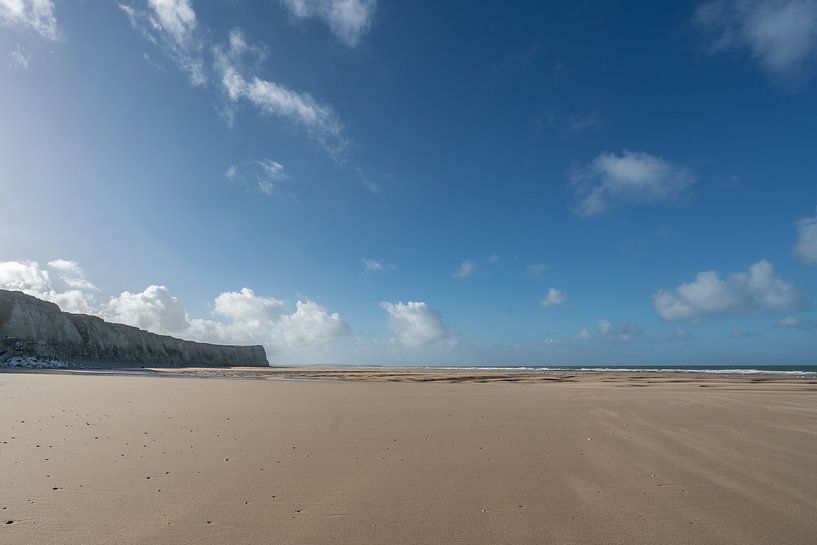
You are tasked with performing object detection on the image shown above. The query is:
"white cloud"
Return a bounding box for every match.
[47,259,99,294]
[695,0,817,79]
[47,259,82,275]
[272,300,349,346]
[540,288,567,308]
[190,288,349,351]
[120,7,348,157]
[279,0,377,47]
[105,285,190,334]
[0,260,349,361]
[10,43,29,69]
[214,28,346,155]
[362,258,384,272]
[0,0,58,40]
[361,258,393,273]
[212,287,287,323]
[654,260,803,321]
[0,259,96,314]
[119,0,206,86]
[225,159,288,195]
[570,150,696,217]
[576,328,591,340]
[0,260,52,294]
[793,207,817,264]
[453,260,477,279]
[380,301,449,347]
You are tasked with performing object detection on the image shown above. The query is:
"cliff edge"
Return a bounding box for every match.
[0,290,268,367]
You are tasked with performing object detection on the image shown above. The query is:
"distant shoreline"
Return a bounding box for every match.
[3,365,816,383]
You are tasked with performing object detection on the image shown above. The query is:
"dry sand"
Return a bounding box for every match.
[1,369,816,544]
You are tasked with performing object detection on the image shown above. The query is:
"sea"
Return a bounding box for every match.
[416,365,817,376]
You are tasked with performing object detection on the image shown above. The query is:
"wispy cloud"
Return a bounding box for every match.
[279,0,377,47]
[361,258,394,274]
[119,0,207,86]
[564,111,603,134]
[654,260,803,321]
[569,150,696,217]
[452,259,478,279]
[9,43,29,69]
[120,6,347,157]
[0,0,58,40]
[576,320,642,342]
[214,28,346,156]
[695,0,817,80]
[226,159,288,195]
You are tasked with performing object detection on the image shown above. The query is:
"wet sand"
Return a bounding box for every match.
[1,370,816,544]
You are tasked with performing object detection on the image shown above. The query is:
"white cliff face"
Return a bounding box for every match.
[0,290,268,367]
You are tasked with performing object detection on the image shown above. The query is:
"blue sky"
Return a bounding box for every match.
[1,0,816,365]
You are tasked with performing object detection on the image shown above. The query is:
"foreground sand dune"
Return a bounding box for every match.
[1,370,816,544]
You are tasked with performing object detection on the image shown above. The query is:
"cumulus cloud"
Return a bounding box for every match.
[695,0,817,79]
[570,150,696,217]
[452,260,477,279]
[0,259,96,314]
[380,301,449,347]
[0,0,58,40]
[653,260,803,321]
[271,300,350,346]
[0,260,52,294]
[279,0,377,47]
[105,285,190,334]
[119,0,206,86]
[214,28,346,155]
[47,259,82,275]
[793,207,817,264]
[226,159,288,195]
[540,288,567,308]
[0,260,349,361]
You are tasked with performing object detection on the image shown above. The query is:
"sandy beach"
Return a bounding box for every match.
[1,369,816,544]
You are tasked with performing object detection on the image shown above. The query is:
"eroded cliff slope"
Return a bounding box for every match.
[0,290,268,367]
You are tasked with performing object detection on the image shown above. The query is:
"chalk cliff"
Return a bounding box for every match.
[0,290,268,367]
